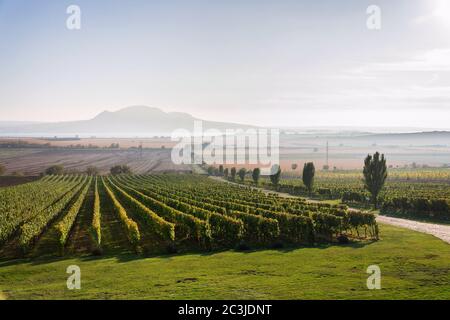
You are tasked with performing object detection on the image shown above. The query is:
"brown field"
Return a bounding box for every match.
[0,137,176,149]
[0,148,193,175]
[0,134,449,176]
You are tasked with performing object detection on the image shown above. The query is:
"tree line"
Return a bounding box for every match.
[41,164,133,176]
[207,151,388,208]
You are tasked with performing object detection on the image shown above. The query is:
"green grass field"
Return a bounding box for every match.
[1,224,449,300]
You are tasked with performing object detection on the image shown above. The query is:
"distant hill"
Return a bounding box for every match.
[1,107,448,143]
[0,106,256,137]
[350,131,450,146]
[281,130,450,147]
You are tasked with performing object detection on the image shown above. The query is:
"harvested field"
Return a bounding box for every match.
[0,148,192,175]
[0,137,176,149]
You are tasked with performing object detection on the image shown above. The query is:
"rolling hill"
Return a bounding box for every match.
[0,106,256,137]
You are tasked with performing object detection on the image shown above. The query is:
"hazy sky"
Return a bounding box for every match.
[1,0,450,128]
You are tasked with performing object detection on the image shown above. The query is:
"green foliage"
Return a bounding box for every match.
[382,197,450,221]
[270,165,281,186]
[91,177,102,247]
[0,175,77,242]
[261,168,449,222]
[2,224,449,300]
[252,168,261,185]
[363,152,388,207]
[105,178,175,243]
[18,176,87,251]
[342,191,367,203]
[108,177,209,243]
[256,208,314,243]
[86,166,100,176]
[110,165,132,175]
[346,211,379,239]
[101,177,141,249]
[113,175,243,246]
[45,165,64,175]
[55,178,92,250]
[238,168,246,182]
[230,167,237,181]
[302,162,315,194]
[1,172,380,258]
[228,210,280,243]
[311,212,342,240]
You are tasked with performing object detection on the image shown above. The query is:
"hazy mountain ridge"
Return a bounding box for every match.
[0,106,449,143]
[0,106,256,137]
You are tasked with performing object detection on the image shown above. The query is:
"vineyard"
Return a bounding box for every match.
[0,174,378,259]
[250,169,450,222]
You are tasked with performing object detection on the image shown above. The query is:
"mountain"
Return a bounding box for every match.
[0,106,256,137]
[349,131,450,146]
[1,107,449,143]
[281,130,450,148]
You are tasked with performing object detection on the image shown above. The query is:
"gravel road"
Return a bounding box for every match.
[376,215,450,244]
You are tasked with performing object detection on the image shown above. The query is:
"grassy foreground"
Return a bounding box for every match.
[0,224,449,300]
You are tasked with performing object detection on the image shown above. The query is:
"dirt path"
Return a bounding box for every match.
[98,179,132,253]
[376,215,450,244]
[66,182,94,254]
[210,176,450,244]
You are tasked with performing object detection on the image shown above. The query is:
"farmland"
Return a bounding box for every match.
[0,173,449,300]
[0,148,193,175]
[2,0,450,302]
[1,224,449,299]
[238,168,450,223]
[0,174,378,259]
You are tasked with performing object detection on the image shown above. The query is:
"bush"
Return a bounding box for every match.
[342,191,366,203]
[381,196,449,221]
[110,165,132,175]
[86,166,100,176]
[238,168,246,182]
[312,212,342,240]
[45,165,64,175]
[230,167,237,181]
[102,178,141,249]
[91,178,102,248]
[346,211,378,239]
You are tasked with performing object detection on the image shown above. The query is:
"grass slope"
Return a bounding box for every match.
[0,224,449,300]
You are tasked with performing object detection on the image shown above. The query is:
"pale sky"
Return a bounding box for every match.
[1,0,450,128]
